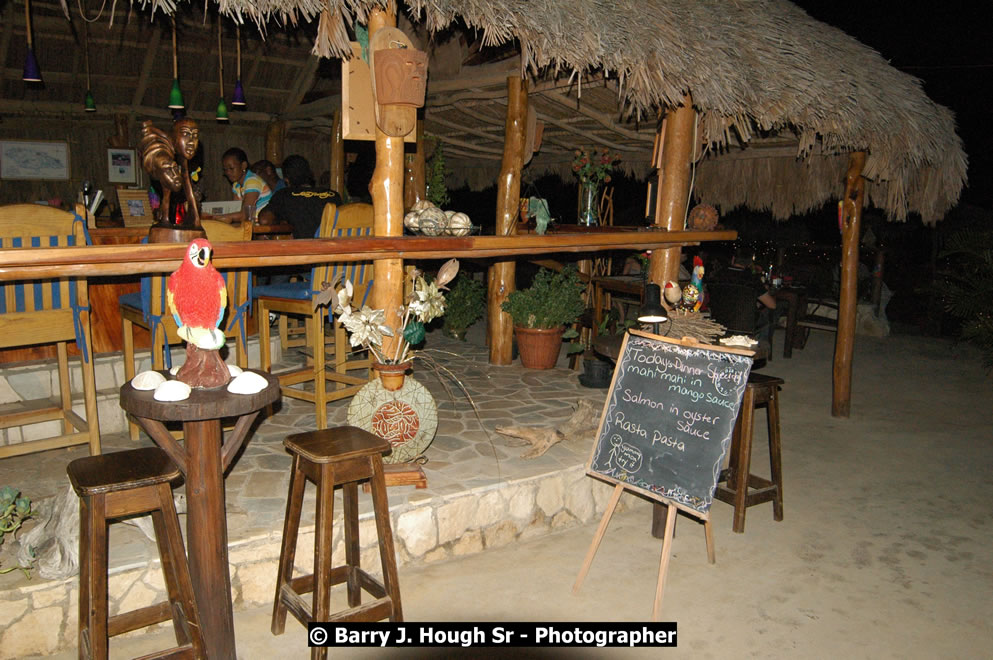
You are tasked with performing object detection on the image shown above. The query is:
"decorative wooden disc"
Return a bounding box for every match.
[347,375,437,464]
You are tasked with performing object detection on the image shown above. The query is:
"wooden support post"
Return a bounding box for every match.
[265,120,286,166]
[488,76,527,365]
[650,94,695,285]
[368,8,406,360]
[329,109,345,194]
[833,151,866,418]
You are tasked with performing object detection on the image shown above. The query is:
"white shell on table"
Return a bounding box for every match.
[411,199,435,212]
[153,379,192,402]
[227,371,268,395]
[131,370,167,391]
[447,212,472,236]
[169,365,181,376]
[227,364,244,377]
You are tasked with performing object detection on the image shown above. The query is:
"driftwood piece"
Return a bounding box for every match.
[496,399,599,459]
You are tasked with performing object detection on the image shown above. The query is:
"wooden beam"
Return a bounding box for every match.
[650,95,695,286]
[0,231,738,280]
[283,54,320,115]
[542,90,654,142]
[488,76,527,365]
[1,4,15,92]
[833,151,866,418]
[0,99,275,123]
[131,24,163,107]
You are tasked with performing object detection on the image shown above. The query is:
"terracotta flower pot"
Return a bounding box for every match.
[514,326,565,370]
[372,361,412,392]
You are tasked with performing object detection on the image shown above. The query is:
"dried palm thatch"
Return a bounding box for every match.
[138,0,964,223]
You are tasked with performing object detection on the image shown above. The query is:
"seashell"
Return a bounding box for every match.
[153,379,192,402]
[404,210,420,229]
[131,370,166,391]
[227,364,244,377]
[169,365,181,376]
[411,199,435,212]
[446,212,472,236]
[417,207,447,236]
[227,371,269,395]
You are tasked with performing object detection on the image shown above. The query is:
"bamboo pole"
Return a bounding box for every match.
[650,94,696,285]
[368,7,405,359]
[833,151,866,418]
[488,76,527,365]
[329,109,344,194]
[265,120,285,166]
[404,117,426,210]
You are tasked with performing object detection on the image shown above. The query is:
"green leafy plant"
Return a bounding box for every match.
[425,139,451,208]
[443,274,485,338]
[502,266,586,330]
[0,486,33,575]
[941,227,993,368]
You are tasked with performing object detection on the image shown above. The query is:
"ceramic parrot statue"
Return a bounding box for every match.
[167,238,227,350]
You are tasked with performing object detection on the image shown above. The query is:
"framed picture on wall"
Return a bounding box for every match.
[0,139,70,180]
[117,188,154,227]
[108,148,137,184]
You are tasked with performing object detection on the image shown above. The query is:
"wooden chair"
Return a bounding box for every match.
[256,203,374,429]
[119,219,253,440]
[0,204,100,458]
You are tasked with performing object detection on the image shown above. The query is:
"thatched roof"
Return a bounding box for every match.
[2,0,966,223]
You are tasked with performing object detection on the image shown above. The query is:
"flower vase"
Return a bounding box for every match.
[372,361,412,392]
[578,182,599,227]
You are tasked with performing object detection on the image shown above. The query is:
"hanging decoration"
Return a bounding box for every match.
[168,17,184,110]
[215,19,228,122]
[22,0,41,82]
[83,21,95,112]
[231,26,247,107]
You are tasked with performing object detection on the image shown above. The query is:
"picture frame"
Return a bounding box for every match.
[0,139,71,180]
[116,188,154,227]
[107,148,137,184]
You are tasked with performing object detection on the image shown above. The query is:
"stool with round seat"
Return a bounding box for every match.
[716,372,785,533]
[67,446,203,660]
[271,426,402,659]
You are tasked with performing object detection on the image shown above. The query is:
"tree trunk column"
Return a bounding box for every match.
[488,77,527,365]
[265,120,286,165]
[404,118,426,210]
[833,151,866,418]
[650,95,695,285]
[330,109,345,194]
[368,8,405,360]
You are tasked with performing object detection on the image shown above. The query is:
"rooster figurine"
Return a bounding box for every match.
[167,239,230,388]
[681,256,705,312]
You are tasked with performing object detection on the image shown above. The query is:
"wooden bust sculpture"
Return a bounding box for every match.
[138,118,204,242]
[138,121,183,225]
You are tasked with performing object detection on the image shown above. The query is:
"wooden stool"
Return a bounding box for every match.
[271,426,402,659]
[716,373,785,533]
[67,447,203,660]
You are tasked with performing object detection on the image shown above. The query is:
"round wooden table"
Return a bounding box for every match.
[120,370,280,660]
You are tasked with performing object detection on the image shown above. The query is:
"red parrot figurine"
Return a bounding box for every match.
[167,238,227,350]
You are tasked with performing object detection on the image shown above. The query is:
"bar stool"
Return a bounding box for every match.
[67,446,203,660]
[716,373,785,533]
[271,426,402,658]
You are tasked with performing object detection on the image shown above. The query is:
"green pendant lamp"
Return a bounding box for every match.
[168,18,184,110]
[83,21,95,111]
[215,19,228,122]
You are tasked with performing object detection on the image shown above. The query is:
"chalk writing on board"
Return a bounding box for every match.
[588,333,752,515]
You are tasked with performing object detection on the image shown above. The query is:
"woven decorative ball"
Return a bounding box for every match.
[687,204,719,231]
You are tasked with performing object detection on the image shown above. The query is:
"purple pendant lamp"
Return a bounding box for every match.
[22,0,42,82]
[231,26,247,107]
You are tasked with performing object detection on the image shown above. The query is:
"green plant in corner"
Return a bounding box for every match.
[502,266,586,329]
[443,274,485,339]
[0,486,33,576]
[425,138,451,208]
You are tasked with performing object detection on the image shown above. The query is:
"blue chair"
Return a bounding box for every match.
[0,204,100,458]
[255,203,374,429]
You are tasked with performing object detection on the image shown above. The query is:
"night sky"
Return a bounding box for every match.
[793,0,993,207]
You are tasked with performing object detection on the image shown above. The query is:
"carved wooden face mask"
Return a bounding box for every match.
[172,120,200,161]
[375,47,428,107]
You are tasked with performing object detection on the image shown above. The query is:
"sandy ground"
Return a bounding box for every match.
[29,330,993,659]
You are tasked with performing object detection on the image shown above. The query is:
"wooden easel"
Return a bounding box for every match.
[573,484,714,621]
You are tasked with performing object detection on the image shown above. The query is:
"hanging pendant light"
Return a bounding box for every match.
[83,21,95,111]
[231,26,247,107]
[168,17,184,110]
[22,0,41,82]
[215,19,229,122]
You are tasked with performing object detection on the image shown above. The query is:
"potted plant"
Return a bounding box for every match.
[502,265,586,369]
[566,307,635,387]
[0,486,33,576]
[443,274,485,340]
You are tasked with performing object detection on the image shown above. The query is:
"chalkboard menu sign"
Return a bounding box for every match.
[588,331,753,517]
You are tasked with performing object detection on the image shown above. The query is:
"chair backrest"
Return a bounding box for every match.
[311,203,374,305]
[202,218,253,243]
[706,281,758,334]
[0,204,89,316]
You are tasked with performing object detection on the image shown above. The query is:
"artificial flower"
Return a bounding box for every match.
[410,277,446,323]
[342,306,393,348]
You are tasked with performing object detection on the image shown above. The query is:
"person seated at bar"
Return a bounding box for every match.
[205,147,272,224]
[257,155,342,239]
[713,247,777,341]
[251,159,287,194]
